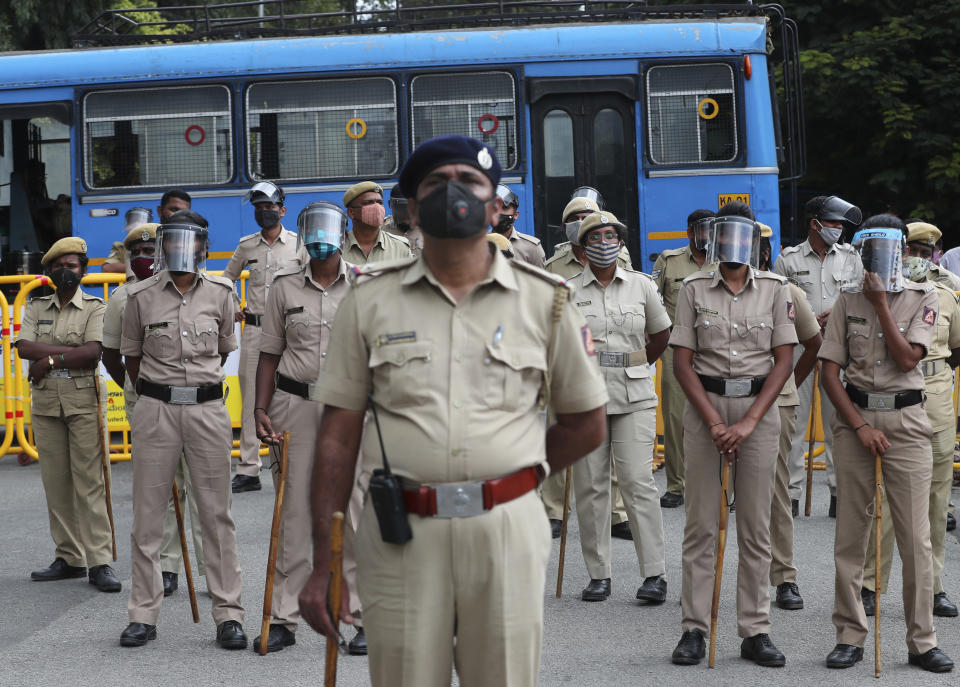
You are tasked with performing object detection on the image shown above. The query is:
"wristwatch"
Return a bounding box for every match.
[48,355,56,369]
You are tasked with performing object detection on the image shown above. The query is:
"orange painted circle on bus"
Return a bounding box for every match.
[346,118,367,139]
[478,113,499,135]
[184,125,205,145]
[697,98,719,120]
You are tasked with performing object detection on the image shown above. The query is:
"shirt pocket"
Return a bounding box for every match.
[143,323,175,358]
[58,325,87,346]
[186,318,219,356]
[617,303,646,336]
[285,313,319,350]
[624,365,652,403]
[743,315,773,350]
[368,341,433,409]
[35,321,55,344]
[846,323,872,359]
[694,312,724,349]
[247,260,265,287]
[483,343,547,412]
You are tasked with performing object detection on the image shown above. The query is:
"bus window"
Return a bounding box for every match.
[83,84,232,189]
[645,63,737,165]
[410,71,517,169]
[246,77,398,181]
[543,108,574,229]
[593,108,626,216]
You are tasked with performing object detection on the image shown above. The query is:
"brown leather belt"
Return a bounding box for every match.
[403,466,543,518]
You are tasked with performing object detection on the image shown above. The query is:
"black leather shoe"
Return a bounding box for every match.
[120,622,157,647]
[162,572,178,597]
[775,582,804,610]
[948,512,956,532]
[31,557,86,581]
[89,564,122,592]
[348,627,367,656]
[861,587,876,617]
[826,643,863,668]
[660,492,684,508]
[581,578,611,601]
[740,633,785,667]
[671,630,706,665]
[232,474,261,493]
[217,620,248,649]
[934,592,959,617]
[791,499,799,518]
[611,521,633,540]
[253,624,295,653]
[635,576,667,604]
[828,495,837,518]
[908,647,954,672]
[549,519,562,539]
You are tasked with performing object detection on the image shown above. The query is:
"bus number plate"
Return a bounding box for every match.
[718,193,750,208]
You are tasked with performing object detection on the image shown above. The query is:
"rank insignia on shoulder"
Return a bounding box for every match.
[787,302,795,321]
[376,331,416,346]
[651,269,662,280]
[581,325,596,356]
[923,307,937,325]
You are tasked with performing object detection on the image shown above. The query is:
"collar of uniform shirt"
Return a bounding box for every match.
[801,237,839,256]
[47,286,87,311]
[400,246,519,293]
[259,226,291,244]
[347,227,384,250]
[709,265,758,291]
[304,256,351,291]
[582,263,627,286]
[157,269,203,295]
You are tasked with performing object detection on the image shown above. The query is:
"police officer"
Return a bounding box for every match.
[103,207,152,274]
[120,220,247,649]
[18,237,120,592]
[298,135,608,687]
[669,213,797,667]
[490,184,545,267]
[381,185,424,257]
[652,209,715,507]
[774,195,863,517]
[342,181,411,265]
[905,221,960,290]
[225,181,304,493]
[860,220,960,620]
[819,215,952,672]
[568,211,671,604]
[102,219,204,598]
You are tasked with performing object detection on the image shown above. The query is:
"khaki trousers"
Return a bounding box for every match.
[680,393,778,638]
[128,396,243,626]
[34,408,113,568]
[788,366,836,499]
[357,490,551,687]
[236,324,262,476]
[863,424,953,596]
[573,409,665,579]
[660,346,686,496]
[769,405,799,586]
[832,405,936,654]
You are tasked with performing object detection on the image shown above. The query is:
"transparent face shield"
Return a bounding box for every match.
[690,217,715,252]
[124,207,153,233]
[242,181,284,206]
[571,186,604,209]
[389,196,410,228]
[156,224,208,274]
[819,196,863,226]
[297,202,348,257]
[852,229,904,292]
[495,184,518,209]
[707,216,759,267]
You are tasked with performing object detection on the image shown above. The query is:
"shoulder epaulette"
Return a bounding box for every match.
[384,231,410,246]
[510,258,568,287]
[274,264,306,280]
[348,256,417,285]
[126,275,161,296]
[80,291,105,303]
[683,269,714,283]
[930,280,960,302]
[514,231,541,246]
[755,270,787,283]
[32,294,54,302]
[201,272,236,289]
[659,246,688,259]
[780,244,802,255]
[238,232,261,244]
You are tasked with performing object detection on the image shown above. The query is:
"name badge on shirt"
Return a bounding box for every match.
[795,270,810,276]
[247,259,258,264]
[285,306,304,317]
[376,331,416,346]
[696,306,719,316]
[576,300,592,307]
[37,319,53,325]
[147,322,169,330]
[846,315,867,325]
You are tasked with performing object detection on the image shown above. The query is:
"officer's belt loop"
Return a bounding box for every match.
[135,378,224,404]
[844,384,923,411]
[402,466,540,518]
[275,372,313,400]
[697,374,766,398]
[921,359,945,377]
[597,350,647,367]
[245,312,263,327]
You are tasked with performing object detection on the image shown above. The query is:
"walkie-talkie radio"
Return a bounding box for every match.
[366,395,413,544]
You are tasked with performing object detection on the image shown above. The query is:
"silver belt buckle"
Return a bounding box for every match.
[598,351,627,368]
[47,369,71,379]
[432,482,485,518]
[922,360,941,377]
[866,393,896,411]
[169,386,200,405]
[723,378,752,397]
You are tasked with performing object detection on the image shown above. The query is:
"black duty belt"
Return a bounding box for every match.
[136,378,224,405]
[245,313,263,326]
[276,372,313,400]
[845,384,922,411]
[697,374,766,398]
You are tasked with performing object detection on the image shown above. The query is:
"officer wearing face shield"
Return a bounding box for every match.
[381,185,425,257]
[342,181,411,265]
[103,207,153,275]
[818,216,953,672]
[297,135,607,687]
[774,195,863,518]
[225,181,305,494]
[904,222,960,291]
[490,184,544,267]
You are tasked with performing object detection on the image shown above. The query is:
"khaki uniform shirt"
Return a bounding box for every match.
[260,260,351,384]
[121,271,238,386]
[104,242,126,267]
[670,268,798,378]
[921,282,960,431]
[381,216,425,257]
[777,282,821,407]
[546,242,630,279]
[343,228,411,266]
[19,289,106,417]
[928,264,960,292]
[102,280,137,403]
[652,246,706,323]
[223,228,304,316]
[504,227,545,268]
[818,281,937,393]
[568,264,671,414]
[314,250,609,483]
[773,239,863,317]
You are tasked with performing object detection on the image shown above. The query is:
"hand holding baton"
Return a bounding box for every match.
[324,512,346,687]
[258,430,290,655]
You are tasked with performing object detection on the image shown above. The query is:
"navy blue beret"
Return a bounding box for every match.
[398,135,502,198]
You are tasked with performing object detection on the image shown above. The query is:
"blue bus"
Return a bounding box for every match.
[0,1,803,273]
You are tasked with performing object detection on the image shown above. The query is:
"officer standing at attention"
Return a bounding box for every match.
[669,213,797,667]
[774,195,863,517]
[819,216,952,672]
[225,181,304,494]
[651,209,715,508]
[381,185,424,257]
[490,183,545,267]
[18,237,120,592]
[102,207,152,274]
[119,219,247,649]
[341,181,411,265]
[860,220,960,620]
[568,211,672,604]
[298,135,608,687]
[101,218,205,598]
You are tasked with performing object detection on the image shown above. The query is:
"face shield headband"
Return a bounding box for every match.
[707,217,759,268]
[157,224,208,274]
[298,202,348,258]
[852,228,905,293]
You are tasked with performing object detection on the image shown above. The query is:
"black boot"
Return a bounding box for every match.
[740,633,786,667]
[31,557,86,581]
[581,578,611,601]
[120,622,157,647]
[253,624,296,653]
[635,576,667,604]
[671,630,705,665]
[775,582,804,610]
[826,643,863,668]
[89,565,122,592]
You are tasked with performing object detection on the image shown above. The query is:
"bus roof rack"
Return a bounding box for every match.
[74,1,766,48]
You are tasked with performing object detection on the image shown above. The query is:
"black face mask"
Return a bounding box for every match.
[255,208,280,229]
[493,214,514,235]
[417,180,490,239]
[50,268,81,290]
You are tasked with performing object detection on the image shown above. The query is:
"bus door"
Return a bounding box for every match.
[529,82,639,265]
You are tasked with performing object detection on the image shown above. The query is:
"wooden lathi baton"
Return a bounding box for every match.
[324,512,346,687]
[874,452,882,678]
[258,430,291,655]
[804,363,820,517]
[171,478,199,623]
[555,466,573,598]
[93,377,117,561]
[709,452,734,669]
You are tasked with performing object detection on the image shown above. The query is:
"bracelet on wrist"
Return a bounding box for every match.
[854,423,868,432]
[710,421,723,428]
[254,407,267,414]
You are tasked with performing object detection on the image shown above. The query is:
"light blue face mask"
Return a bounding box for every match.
[306,243,339,260]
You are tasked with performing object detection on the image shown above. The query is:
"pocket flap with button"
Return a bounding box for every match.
[624,364,654,403]
[745,315,773,348]
[483,344,547,412]
[483,343,547,372]
[368,341,433,368]
[624,365,651,379]
[368,341,433,409]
